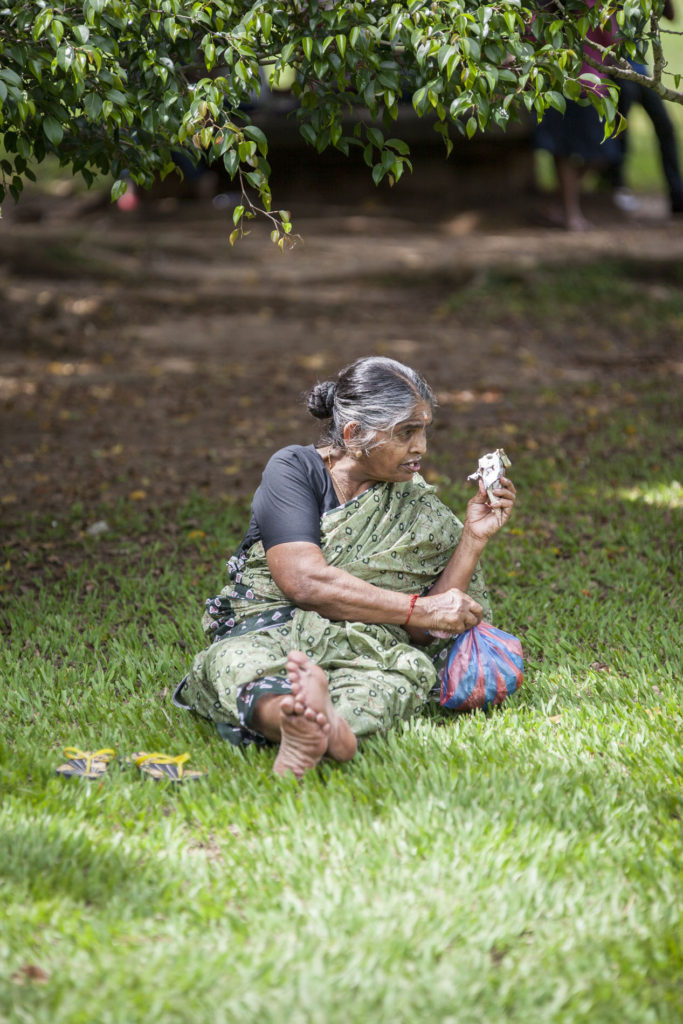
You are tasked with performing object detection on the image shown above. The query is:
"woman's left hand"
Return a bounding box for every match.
[463,475,517,543]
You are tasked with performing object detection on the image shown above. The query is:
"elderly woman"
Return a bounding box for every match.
[175,357,516,778]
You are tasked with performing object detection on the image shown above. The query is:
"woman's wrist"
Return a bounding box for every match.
[404,593,419,625]
[459,525,487,553]
[408,596,432,631]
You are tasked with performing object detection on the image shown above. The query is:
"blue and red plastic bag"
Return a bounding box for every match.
[439,622,524,711]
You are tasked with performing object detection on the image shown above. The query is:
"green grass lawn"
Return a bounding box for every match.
[1,365,681,1021]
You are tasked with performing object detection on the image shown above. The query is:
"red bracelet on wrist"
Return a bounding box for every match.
[404,594,419,626]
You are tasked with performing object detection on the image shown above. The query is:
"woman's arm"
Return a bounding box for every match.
[266,474,516,643]
[428,475,517,598]
[266,542,483,640]
[406,474,517,640]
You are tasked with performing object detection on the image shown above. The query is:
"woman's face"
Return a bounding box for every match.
[359,401,433,483]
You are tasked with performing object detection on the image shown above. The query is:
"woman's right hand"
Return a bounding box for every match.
[413,588,483,638]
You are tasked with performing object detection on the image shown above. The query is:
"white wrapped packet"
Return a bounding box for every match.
[467,448,511,503]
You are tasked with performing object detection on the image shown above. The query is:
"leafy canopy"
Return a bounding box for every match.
[1,1,680,241]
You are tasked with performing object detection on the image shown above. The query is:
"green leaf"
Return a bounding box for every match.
[302,37,313,61]
[381,149,395,172]
[412,86,427,114]
[546,91,566,114]
[446,52,460,81]
[579,72,602,90]
[43,117,64,146]
[56,45,74,72]
[110,178,128,202]
[244,169,264,189]
[244,124,268,154]
[465,116,477,139]
[437,45,456,73]
[33,8,54,40]
[367,127,383,149]
[601,96,615,124]
[0,68,22,87]
[299,123,316,146]
[223,150,239,176]
[83,92,102,119]
[232,204,244,225]
[563,79,581,101]
[336,34,346,59]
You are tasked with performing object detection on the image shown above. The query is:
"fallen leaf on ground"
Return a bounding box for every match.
[11,965,50,984]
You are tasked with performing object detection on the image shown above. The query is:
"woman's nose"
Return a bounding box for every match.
[411,430,427,454]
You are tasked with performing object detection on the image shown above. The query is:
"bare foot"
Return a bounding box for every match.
[285,651,358,763]
[273,693,329,780]
[564,212,593,232]
[538,204,593,232]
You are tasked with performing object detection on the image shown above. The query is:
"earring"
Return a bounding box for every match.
[354,450,362,459]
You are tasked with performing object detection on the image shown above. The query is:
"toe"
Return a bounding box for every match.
[281,695,296,715]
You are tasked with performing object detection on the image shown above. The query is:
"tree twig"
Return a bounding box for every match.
[649,12,665,86]
[582,50,683,104]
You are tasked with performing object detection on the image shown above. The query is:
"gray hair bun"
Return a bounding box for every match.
[307,380,336,419]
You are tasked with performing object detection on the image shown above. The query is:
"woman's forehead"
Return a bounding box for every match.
[400,401,432,426]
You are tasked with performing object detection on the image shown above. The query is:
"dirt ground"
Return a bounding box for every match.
[1,165,682,551]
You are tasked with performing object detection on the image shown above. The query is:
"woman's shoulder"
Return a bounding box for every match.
[264,444,324,474]
[267,443,319,461]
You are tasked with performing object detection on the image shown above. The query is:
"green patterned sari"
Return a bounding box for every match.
[177,475,491,742]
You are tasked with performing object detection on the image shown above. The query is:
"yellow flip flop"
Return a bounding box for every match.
[130,751,207,782]
[56,747,116,779]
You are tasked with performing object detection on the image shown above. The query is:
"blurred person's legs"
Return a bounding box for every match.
[637,81,683,213]
[606,62,683,214]
[604,78,640,209]
[535,102,620,230]
[554,157,592,231]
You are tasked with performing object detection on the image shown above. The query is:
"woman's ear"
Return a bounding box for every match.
[341,421,360,447]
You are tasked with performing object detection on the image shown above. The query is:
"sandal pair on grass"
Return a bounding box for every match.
[55,747,207,783]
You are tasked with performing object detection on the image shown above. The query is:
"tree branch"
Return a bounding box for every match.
[582,50,683,105]
[649,12,666,86]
